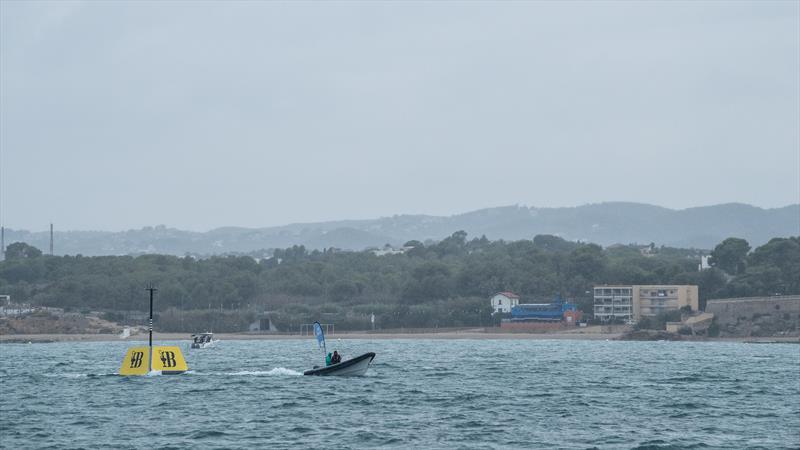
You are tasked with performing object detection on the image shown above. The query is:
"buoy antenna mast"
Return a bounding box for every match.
[146,284,157,373]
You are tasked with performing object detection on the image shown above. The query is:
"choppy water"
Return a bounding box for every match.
[1,339,799,449]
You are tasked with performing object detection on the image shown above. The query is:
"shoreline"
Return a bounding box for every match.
[1,331,621,343]
[0,331,622,344]
[2,331,798,344]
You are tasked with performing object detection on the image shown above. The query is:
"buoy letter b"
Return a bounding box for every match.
[130,351,143,368]
[160,351,176,368]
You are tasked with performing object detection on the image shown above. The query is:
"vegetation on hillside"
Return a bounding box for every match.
[1,234,797,332]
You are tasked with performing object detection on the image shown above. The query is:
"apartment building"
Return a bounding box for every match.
[593,286,635,322]
[593,285,699,322]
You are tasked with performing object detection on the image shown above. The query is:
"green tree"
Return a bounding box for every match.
[1,233,795,332]
[533,234,578,253]
[709,237,750,275]
[746,237,800,294]
[5,242,43,259]
[566,244,606,291]
[329,279,359,302]
[403,240,426,257]
[432,231,468,257]
[402,261,453,302]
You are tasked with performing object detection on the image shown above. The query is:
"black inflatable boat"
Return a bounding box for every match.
[303,352,376,376]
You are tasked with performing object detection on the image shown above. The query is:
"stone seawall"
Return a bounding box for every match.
[705,295,800,337]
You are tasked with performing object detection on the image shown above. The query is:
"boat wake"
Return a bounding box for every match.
[225,367,302,377]
[44,373,89,378]
[45,372,118,378]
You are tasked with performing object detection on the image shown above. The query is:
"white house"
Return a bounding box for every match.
[491,292,520,313]
[370,246,412,257]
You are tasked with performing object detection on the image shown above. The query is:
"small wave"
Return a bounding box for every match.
[424,371,456,378]
[69,419,97,426]
[454,420,487,429]
[666,402,703,410]
[225,367,302,376]
[669,376,704,382]
[186,387,227,393]
[353,430,381,442]
[188,430,230,439]
[529,392,556,398]
[43,373,87,379]
[631,440,710,450]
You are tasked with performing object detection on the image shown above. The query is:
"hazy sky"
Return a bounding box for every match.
[1,1,798,231]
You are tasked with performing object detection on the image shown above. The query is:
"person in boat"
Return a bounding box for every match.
[326,352,332,366]
[331,350,341,364]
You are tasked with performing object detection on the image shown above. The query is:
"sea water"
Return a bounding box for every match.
[1,339,798,449]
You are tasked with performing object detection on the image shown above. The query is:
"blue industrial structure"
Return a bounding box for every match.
[510,296,579,321]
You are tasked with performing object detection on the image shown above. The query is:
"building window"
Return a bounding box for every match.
[498,299,502,305]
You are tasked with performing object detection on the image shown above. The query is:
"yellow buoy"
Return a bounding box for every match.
[120,345,188,375]
[119,285,188,376]
[152,346,188,373]
[120,346,150,376]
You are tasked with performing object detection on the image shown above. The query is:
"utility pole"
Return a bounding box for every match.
[1,226,4,261]
[49,223,54,255]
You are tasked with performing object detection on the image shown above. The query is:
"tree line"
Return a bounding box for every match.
[1,233,797,331]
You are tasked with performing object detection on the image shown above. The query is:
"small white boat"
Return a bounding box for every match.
[190,332,218,349]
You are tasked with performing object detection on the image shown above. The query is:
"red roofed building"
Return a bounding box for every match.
[491,292,520,313]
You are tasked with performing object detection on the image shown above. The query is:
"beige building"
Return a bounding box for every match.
[593,285,699,322]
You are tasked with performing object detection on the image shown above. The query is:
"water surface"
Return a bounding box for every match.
[1,339,798,449]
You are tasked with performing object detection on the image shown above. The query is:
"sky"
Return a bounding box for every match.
[1,1,798,232]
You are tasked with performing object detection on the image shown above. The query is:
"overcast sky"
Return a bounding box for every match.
[1,1,798,232]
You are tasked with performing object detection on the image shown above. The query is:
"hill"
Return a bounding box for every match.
[3,202,798,256]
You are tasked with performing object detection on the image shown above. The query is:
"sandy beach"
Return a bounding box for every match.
[3,329,798,344]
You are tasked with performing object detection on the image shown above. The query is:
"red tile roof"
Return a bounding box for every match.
[496,291,520,299]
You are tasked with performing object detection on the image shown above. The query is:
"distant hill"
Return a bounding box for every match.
[3,202,798,256]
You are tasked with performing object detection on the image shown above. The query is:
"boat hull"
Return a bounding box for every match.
[191,339,218,349]
[303,352,376,377]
